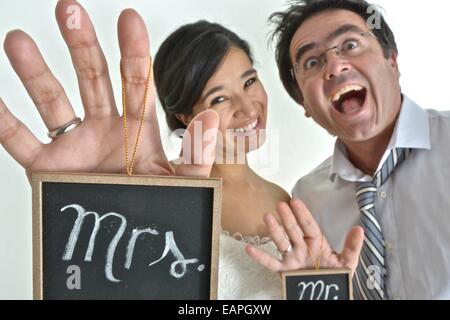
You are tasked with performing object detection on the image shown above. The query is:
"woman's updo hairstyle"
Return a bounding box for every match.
[154,20,253,131]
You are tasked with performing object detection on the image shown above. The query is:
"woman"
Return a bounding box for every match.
[153,21,290,299]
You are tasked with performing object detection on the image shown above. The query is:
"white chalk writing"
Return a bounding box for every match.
[60,204,203,283]
[125,228,159,270]
[148,231,199,279]
[62,204,126,282]
[297,280,340,300]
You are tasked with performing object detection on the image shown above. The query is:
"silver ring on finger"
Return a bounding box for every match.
[281,243,293,255]
[48,117,82,139]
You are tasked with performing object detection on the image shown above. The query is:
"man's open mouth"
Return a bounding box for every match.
[330,84,367,115]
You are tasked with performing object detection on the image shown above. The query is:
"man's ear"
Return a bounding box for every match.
[175,114,192,127]
[389,51,400,77]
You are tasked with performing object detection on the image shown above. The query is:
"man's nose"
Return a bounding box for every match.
[323,52,351,80]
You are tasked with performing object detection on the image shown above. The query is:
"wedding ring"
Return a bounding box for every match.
[281,243,293,255]
[48,117,82,139]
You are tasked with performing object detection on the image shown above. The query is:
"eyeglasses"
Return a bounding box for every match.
[291,31,374,81]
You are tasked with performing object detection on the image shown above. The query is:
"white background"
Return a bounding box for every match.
[0,0,448,299]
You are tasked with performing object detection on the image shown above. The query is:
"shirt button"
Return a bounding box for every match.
[380,191,387,198]
[385,242,393,251]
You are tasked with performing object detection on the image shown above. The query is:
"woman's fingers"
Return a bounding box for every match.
[0,98,42,168]
[116,9,171,175]
[55,0,117,118]
[245,244,282,273]
[3,30,76,132]
[340,226,365,272]
[174,110,219,177]
[118,9,154,120]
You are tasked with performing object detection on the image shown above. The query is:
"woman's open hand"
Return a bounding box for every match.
[0,0,219,180]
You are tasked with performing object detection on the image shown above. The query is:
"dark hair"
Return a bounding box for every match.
[154,20,254,132]
[269,0,398,104]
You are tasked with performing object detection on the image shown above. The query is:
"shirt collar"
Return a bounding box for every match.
[329,95,431,183]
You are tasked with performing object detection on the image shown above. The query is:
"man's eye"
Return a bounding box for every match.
[210,96,226,106]
[304,57,320,70]
[343,39,359,51]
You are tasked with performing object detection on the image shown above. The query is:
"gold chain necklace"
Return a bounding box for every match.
[307,235,324,271]
[120,59,152,176]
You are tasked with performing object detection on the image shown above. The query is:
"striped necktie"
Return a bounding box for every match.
[353,148,411,300]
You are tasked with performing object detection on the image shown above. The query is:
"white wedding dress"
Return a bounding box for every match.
[218,231,282,300]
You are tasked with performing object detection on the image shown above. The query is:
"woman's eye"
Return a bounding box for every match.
[304,57,319,70]
[343,39,359,51]
[210,96,226,106]
[244,77,257,88]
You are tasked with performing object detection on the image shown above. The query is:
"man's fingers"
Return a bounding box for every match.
[245,244,282,273]
[55,0,117,118]
[291,198,322,240]
[277,201,306,248]
[3,30,76,131]
[341,226,365,271]
[174,110,219,177]
[118,9,154,120]
[263,213,293,255]
[0,98,42,168]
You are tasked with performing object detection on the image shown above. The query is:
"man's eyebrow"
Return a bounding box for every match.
[201,68,256,102]
[325,24,366,43]
[294,24,366,65]
[295,43,317,66]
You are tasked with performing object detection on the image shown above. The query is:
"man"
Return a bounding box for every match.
[247,0,450,300]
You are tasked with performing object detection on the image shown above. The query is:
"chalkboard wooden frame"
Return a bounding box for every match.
[31,172,222,300]
[282,269,353,300]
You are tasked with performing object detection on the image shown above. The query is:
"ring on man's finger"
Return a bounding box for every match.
[281,243,293,255]
[48,117,82,139]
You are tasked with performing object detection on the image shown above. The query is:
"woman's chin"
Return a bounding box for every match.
[239,130,266,152]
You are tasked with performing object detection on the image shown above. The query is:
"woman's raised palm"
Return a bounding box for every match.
[0,0,218,179]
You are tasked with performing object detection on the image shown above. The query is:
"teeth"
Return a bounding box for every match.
[234,119,258,133]
[331,84,364,103]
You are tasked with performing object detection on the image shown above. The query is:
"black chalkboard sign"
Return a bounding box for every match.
[282,269,353,300]
[31,173,222,300]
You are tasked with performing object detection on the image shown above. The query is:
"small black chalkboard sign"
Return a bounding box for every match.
[282,269,353,300]
[31,173,222,300]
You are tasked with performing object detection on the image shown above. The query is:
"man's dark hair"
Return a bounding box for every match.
[154,20,253,132]
[269,0,398,104]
